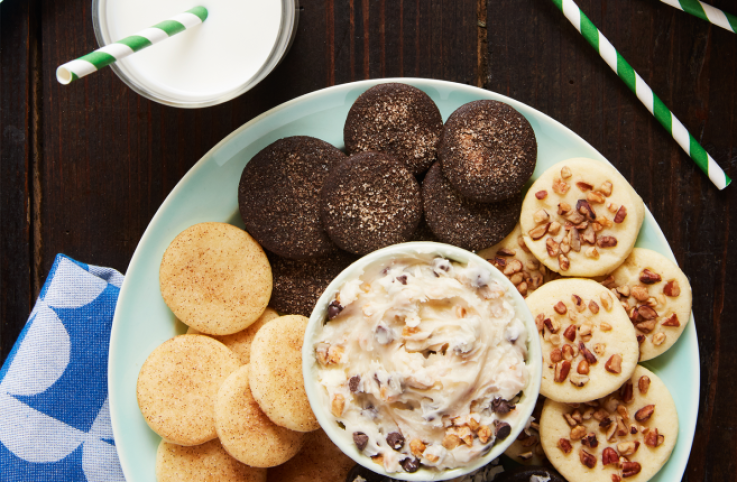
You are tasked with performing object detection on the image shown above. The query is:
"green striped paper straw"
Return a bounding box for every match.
[659,0,737,33]
[56,6,208,85]
[552,0,731,190]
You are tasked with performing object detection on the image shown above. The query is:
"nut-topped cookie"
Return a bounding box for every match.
[601,248,693,361]
[539,365,678,482]
[520,159,645,277]
[526,279,639,403]
[478,223,560,298]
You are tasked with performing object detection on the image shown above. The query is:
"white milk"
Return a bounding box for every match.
[96,0,294,105]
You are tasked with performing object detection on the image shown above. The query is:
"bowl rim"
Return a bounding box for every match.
[302,241,543,481]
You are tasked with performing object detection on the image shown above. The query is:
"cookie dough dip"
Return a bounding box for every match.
[310,249,536,476]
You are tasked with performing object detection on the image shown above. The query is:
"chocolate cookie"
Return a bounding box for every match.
[344,83,443,175]
[440,100,537,203]
[268,250,357,317]
[320,152,423,255]
[423,162,520,252]
[238,136,346,260]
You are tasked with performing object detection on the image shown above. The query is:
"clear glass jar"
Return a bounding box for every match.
[92,0,299,108]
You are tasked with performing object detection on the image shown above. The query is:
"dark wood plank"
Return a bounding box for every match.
[0,0,38,363]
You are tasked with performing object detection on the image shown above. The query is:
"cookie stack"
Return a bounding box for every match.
[476,160,693,482]
[238,83,539,318]
[138,222,355,482]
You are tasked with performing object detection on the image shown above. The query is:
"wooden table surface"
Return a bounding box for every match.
[1,0,735,479]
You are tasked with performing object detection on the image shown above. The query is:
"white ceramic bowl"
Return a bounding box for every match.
[302,241,543,481]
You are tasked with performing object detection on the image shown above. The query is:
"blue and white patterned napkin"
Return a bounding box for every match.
[0,254,126,482]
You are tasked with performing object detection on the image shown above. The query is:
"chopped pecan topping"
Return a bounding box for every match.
[496,247,516,257]
[579,343,598,364]
[562,344,575,360]
[602,447,618,465]
[638,376,651,394]
[631,285,649,301]
[572,294,585,312]
[576,181,593,191]
[570,425,587,440]
[662,313,680,327]
[637,305,658,320]
[544,317,560,333]
[581,432,599,448]
[640,269,662,284]
[554,301,568,314]
[637,334,646,344]
[558,202,572,215]
[599,181,613,196]
[587,191,606,204]
[600,292,613,311]
[600,322,612,332]
[601,275,617,288]
[616,285,630,297]
[546,238,561,257]
[567,210,586,224]
[612,475,622,482]
[534,209,551,224]
[579,448,597,468]
[663,279,681,297]
[549,221,562,235]
[577,359,590,374]
[559,254,570,271]
[652,332,666,345]
[619,382,634,403]
[605,354,622,374]
[535,313,545,332]
[571,227,582,252]
[617,405,629,420]
[614,205,627,223]
[599,416,613,428]
[535,190,548,200]
[553,178,570,195]
[570,373,589,387]
[607,203,619,213]
[597,236,618,248]
[558,438,573,454]
[635,404,655,422]
[594,343,606,356]
[551,348,563,363]
[554,361,572,382]
[622,461,642,478]
[561,166,572,179]
[563,324,577,342]
[577,199,597,222]
[588,300,600,314]
[529,223,550,240]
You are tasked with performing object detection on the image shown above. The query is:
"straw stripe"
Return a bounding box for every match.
[552,0,731,189]
[659,0,737,33]
[56,6,208,85]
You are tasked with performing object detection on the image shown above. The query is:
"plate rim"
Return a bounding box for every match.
[109,77,700,482]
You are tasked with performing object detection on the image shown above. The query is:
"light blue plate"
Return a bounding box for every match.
[109,78,698,482]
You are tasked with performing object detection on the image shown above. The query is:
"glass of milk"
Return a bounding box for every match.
[92,0,299,108]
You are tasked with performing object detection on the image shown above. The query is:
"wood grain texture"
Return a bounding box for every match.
[0,0,38,365]
[2,0,737,478]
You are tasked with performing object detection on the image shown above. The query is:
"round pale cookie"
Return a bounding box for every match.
[160,222,272,335]
[478,223,560,298]
[215,364,305,467]
[156,439,266,482]
[540,365,678,482]
[601,248,692,362]
[526,279,639,403]
[137,335,240,446]
[267,429,354,482]
[503,396,548,466]
[187,308,280,364]
[520,159,645,277]
[250,315,319,432]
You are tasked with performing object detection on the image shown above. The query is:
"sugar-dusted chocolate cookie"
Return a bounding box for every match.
[520,158,645,277]
[344,83,443,175]
[439,100,537,203]
[601,248,693,361]
[238,136,346,260]
[268,250,357,317]
[478,223,560,298]
[526,279,639,404]
[320,152,423,255]
[423,162,520,251]
[540,365,678,482]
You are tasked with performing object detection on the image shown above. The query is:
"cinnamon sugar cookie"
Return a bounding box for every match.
[160,222,272,335]
[540,365,678,482]
[137,335,240,446]
[156,439,266,482]
[520,159,645,277]
[526,279,639,403]
[602,248,692,361]
[267,429,354,482]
